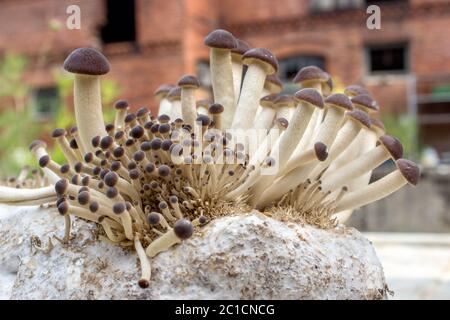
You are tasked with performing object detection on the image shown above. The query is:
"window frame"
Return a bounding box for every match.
[364,42,410,76]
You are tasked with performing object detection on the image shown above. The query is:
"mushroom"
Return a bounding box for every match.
[209,103,224,130]
[230,39,251,106]
[255,75,283,117]
[166,86,182,120]
[145,218,194,258]
[63,48,110,153]
[321,135,403,192]
[155,84,175,116]
[178,75,200,127]
[51,128,79,165]
[273,94,296,122]
[29,140,60,183]
[253,94,278,130]
[204,29,237,129]
[113,100,129,131]
[351,94,379,115]
[231,48,278,129]
[134,235,151,288]
[336,159,420,212]
[344,84,369,97]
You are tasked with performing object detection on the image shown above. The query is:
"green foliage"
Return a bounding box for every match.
[381,113,420,160]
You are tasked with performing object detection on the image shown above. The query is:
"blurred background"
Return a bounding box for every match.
[0,0,449,299]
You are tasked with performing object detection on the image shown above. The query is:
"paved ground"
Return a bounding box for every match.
[366,233,450,300]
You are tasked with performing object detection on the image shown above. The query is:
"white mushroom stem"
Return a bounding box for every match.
[55,136,79,166]
[170,99,182,120]
[231,59,244,106]
[67,205,101,223]
[145,228,180,258]
[314,107,346,147]
[0,185,56,202]
[253,106,276,130]
[2,196,57,206]
[321,145,391,192]
[231,64,267,129]
[114,109,128,131]
[181,88,197,127]
[16,167,29,185]
[335,170,410,212]
[249,100,316,204]
[134,235,151,287]
[158,98,172,117]
[210,48,235,129]
[73,75,107,153]
[256,162,317,209]
[307,119,362,179]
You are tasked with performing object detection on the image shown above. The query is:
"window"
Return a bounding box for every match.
[33,87,59,119]
[278,55,326,93]
[100,0,136,44]
[310,0,363,12]
[366,43,408,74]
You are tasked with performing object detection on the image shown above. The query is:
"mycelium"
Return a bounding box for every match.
[0,29,420,288]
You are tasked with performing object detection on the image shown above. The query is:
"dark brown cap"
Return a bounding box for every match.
[351,94,379,113]
[178,75,200,89]
[114,100,129,110]
[314,142,328,161]
[209,103,224,114]
[154,84,174,97]
[173,219,194,240]
[231,39,251,56]
[52,128,66,138]
[260,94,278,108]
[294,88,324,108]
[396,159,420,186]
[370,117,385,132]
[147,212,160,225]
[166,87,182,101]
[136,107,150,118]
[29,140,47,152]
[325,93,353,111]
[204,29,237,49]
[275,117,289,130]
[63,47,110,76]
[347,110,371,129]
[273,94,295,107]
[243,48,278,74]
[264,74,283,93]
[293,66,328,85]
[344,85,369,97]
[39,155,50,168]
[379,135,403,160]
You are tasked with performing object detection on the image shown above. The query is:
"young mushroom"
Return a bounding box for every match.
[178,75,200,127]
[204,29,238,129]
[63,48,110,153]
[155,84,175,116]
[232,48,278,129]
[336,159,420,212]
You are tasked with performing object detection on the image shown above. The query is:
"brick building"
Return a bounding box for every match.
[1,0,450,156]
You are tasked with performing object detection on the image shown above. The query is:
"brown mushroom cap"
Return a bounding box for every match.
[154,84,174,99]
[273,94,295,108]
[231,39,251,56]
[166,87,182,101]
[275,117,289,130]
[370,117,385,132]
[325,93,353,111]
[294,88,324,109]
[293,66,328,85]
[178,75,200,89]
[264,74,283,93]
[243,48,279,74]
[114,100,129,110]
[260,93,278,108]
[351,94,379,112]
[314,142,328,161]
[344,85,369,97]
[346,110,371,129]
[396,159,420,186]
[63,48,110,76]
[52,128,66,138]
[29,140,47,152]
[209,103,224,114]
[204,29,237,49]
[173,219,194,240]
[379,135,403,160]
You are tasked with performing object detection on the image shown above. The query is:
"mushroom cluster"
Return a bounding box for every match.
[0,29,420,288]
